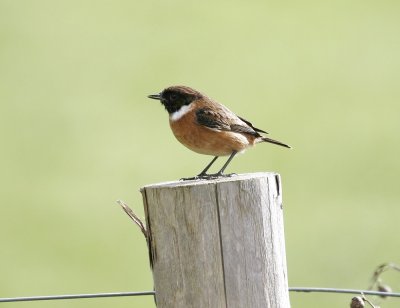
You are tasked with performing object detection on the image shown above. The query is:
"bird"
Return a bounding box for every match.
[148,85,291,180]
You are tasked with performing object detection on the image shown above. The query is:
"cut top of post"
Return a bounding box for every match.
[142,172,280,192]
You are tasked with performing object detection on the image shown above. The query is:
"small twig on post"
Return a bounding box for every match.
[117,200,154,267]
[117,200,148,239]
[116,199,156,304]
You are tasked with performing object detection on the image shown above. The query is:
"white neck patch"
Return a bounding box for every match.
[170,104,192,122]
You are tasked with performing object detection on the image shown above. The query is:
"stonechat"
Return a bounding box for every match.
[148,85,290,180]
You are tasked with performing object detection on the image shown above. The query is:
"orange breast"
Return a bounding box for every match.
[169,107,256,156]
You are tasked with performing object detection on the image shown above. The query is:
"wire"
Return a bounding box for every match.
[0,291,155,303]
[289,287,400,297]
[1,288,400,303]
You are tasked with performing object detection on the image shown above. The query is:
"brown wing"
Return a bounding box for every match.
[195,107,261,137]
[237,116,268,134]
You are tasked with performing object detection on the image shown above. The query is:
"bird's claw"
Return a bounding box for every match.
[180,174,209,181]
[180,173,237,181]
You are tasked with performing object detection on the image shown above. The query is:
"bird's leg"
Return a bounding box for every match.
[198,156,219,176]
[209,151,238,177]
[180,156,219,181]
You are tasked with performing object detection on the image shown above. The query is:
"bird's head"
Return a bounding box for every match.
[148,86,202,114]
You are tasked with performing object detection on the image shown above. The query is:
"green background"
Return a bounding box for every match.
[1,1,399,307]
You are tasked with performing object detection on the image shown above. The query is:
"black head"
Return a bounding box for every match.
[148,86,202,114]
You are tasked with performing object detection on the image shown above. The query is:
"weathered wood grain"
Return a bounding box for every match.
[141,172,290,308]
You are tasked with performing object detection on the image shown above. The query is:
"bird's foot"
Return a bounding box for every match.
[208,172,237,178]
[180,173,237,181]
[180,174,209,181]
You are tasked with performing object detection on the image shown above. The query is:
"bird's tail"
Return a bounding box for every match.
[261,137,291,149]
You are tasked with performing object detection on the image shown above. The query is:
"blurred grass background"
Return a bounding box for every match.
[1,0,399,307]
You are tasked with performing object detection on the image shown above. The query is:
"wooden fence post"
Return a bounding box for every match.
[140,172,290,308]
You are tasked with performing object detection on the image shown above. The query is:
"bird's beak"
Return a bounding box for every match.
[148,93,161,100]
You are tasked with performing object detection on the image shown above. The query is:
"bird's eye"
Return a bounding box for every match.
[170,93,177,100]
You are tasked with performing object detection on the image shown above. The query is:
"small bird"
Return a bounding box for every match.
[148,86,290,180]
